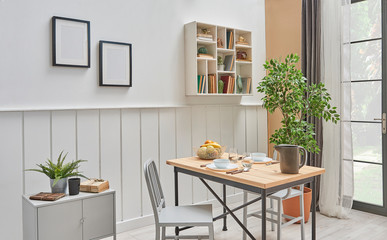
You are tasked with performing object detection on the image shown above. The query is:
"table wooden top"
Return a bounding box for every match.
[167,155,325,189]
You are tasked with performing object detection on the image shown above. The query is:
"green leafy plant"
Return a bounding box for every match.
[257,54,340,154]
[217,56,223,65]
[26,151,88,187]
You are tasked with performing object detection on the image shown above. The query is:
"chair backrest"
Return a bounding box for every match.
[143,159,166,222]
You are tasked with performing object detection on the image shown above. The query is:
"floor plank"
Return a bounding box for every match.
[109,200,387,240]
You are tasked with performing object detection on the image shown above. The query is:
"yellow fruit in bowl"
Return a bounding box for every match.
[205,140,213,144]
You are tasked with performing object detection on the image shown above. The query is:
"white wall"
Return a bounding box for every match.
[0,0,266,110]
[0,0,266,239]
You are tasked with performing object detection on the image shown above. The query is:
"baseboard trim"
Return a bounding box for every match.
[116,192,244,233]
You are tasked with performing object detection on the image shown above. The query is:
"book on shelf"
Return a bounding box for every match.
[224,55,235,71]
[197,75,206,93]
[226,30,234,49]
[197,53,214,59]
[208,74,216,93]
[197,37,213,41]
[197,33,213,40]
[242,77,252,94]
[236,41,249,45]
[220,75,235,94]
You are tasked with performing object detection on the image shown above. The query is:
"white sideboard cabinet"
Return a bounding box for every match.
[22,189,116,240]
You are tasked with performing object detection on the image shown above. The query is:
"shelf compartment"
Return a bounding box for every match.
[235,29,252,47]
[196,22,216,42]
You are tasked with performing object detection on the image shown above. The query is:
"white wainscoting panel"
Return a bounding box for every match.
[51,110,76,162]
[233,106,246,194]
[23,111,51,194]
[220,106,235,196]
[76,110,100,179]
[159,108,177,206]
[0,112,23,240]
[246,107,258,153]
[100,109,122,221]
[191,106,208,203]
[140,109,159,216]
[1,105,266,237]
[176,107,193,205]
[121,109,142,220]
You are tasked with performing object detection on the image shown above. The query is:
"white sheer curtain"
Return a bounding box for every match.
[319,0,354,218]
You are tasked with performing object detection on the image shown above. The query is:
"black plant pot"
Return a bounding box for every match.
[68,178,80,195]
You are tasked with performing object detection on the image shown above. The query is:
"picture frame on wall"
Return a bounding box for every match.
[99,41,132,87]
[52,16,90,68]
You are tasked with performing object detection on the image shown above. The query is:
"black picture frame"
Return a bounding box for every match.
[99,40,132,87]
[52,16,90,68]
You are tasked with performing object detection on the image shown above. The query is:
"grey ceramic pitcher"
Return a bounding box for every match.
[274,144,307,174]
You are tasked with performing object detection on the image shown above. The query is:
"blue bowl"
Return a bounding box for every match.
[213,159,230,169]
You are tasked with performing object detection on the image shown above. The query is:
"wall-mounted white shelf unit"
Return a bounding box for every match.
[185,21,253,96]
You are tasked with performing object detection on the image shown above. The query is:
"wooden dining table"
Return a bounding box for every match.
[167,155,325,240]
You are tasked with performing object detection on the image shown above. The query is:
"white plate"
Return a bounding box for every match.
[245,156,272,164]
[206,163,239,171]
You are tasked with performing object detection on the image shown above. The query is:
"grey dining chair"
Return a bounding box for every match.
[242,151,305,240]
[144,159,215,240]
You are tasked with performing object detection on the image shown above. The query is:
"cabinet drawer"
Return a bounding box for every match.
[38,200,82,240]
[83,193,114,239]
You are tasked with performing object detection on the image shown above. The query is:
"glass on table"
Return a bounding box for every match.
[228,147,239,164]
[241,159,254,169]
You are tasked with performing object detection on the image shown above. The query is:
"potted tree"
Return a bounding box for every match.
[26,151,88,193]
[257,54,340,222]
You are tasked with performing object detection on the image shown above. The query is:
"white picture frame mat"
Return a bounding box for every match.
[55,19,88,65]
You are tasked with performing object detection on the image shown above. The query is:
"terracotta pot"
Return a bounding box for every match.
[282,187,312,223]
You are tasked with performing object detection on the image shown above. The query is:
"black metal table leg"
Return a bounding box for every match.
[200,178,256,240]
[261,188,266,240]
[174,167,179,236]
[222,184,228,231]
[312,176,316,240]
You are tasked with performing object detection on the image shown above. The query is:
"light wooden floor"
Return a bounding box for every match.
[110,201,387,240]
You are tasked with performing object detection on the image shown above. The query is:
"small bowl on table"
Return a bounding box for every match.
[251,152,266,162]
[213,159,230,169]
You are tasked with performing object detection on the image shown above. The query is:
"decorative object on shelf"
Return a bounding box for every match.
[217,38,224,48]
[29,192,66,201]
[26,151,88,193]
[236,35,249,45]
[198,46,208,54]
[52,16,90,68]
[80,178,110,193]
[197,28,213,41]
[218,80,224,93]
[68,177,81,195]
[99,40,132,87]
[217,56,224,71]
[237,50,247,60]
[236,75,243,94]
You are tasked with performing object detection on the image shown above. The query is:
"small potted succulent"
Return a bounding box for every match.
[217,56,224,71]
[26,151,88,193]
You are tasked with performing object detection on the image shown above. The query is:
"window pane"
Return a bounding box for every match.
[351,40,381,80]
[352,123,382,163]
[354,162,383,206]
[351,81,381,121]
[351,0,381,42]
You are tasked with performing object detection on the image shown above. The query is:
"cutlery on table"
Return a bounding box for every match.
[230,166,251,175]
[265,161,280,166]
[200,163,210,167]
